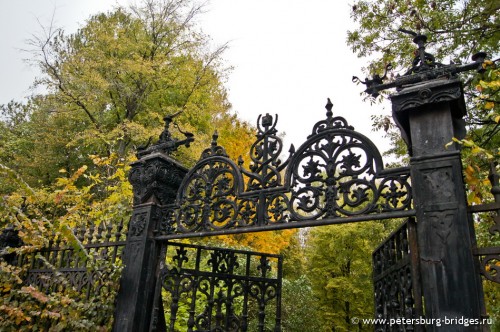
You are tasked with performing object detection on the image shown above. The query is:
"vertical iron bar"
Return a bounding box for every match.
[186,247,202,332]
[242,253,250,332]
[274,256,283,332]
[149,243,168,332]
[408,218,423,329]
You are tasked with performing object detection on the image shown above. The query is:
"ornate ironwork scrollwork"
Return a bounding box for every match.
[478,254,500,283]
[288,100,411,220]
[176,153,242,233]
[160,99,414,238]
[151,242,282,332]
[239,113,293,190]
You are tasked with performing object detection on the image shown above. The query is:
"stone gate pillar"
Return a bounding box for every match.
[355,32,488,330]
[391,78,485,330]
[112,115,192,332]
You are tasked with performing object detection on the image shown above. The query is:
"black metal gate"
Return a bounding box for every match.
[112,33,497,331]
[372,218,423,332]
[149,242,282,332]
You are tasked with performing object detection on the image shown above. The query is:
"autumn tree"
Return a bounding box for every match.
[0,0,256,189]
[0,0,298,253]
[348,0,499,163]
[0,0,261,270]
[0,0,263,329]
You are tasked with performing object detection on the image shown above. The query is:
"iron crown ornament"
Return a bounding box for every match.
[353,29,487,98]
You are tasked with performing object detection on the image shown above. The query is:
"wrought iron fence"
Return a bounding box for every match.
[16,220,127,299]
[150,241,283,332]
[469,162,500,285]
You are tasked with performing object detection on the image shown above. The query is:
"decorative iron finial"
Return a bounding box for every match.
[261,113,273,128]
[137,109,194,157]
[325,98,333,117]
[398,29,444,75]
[238,113,293,191]
[354,29,488,97]
[158,110,183,144]
[309,98,353,138]
[199,130,228,159]
[211,131,219,148]
[352,64,393,98]
[257,113,278,136]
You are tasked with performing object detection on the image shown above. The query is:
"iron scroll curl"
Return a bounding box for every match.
[286,125,409,220]
[160,99,414,238]
[175,155,245,232]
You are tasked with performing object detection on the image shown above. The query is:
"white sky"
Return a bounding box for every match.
[0,0,393,156]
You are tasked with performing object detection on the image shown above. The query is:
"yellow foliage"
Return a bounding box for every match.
[485,101,495,110]
[21,286,49,304]
[215,229,297,254]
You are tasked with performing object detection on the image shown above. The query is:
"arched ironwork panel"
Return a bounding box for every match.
[287,113,411,220]
[176,155,244,233]
[156,99,414,239]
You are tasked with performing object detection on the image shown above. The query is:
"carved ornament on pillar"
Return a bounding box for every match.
[129,111,192,206]
[129,157,187,206]
[129,212,148,237]
[390,78,465,114]
[421,167,455,203]
[427,209,456,259]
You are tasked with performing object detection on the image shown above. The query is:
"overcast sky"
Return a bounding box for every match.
[0,0,393,155]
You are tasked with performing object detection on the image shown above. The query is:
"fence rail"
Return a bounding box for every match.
[15,220,127,299]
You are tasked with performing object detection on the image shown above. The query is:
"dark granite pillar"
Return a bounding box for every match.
[392,78,485,331]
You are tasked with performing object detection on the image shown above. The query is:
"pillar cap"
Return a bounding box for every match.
[390,78,466,156]
[391,77,465,114]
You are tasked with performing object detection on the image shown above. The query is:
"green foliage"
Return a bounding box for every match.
[453,62,500,209]
[347,0,498,75]
[305,221,400,331]
[0,159,127,330]
[280,232,307,280]
[281,276,322,332]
